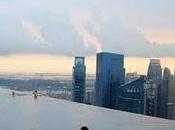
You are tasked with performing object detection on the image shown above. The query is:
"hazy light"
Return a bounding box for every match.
[0,54,174,75]
[144,29,175,44]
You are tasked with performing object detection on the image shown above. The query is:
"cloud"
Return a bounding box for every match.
[21,19,51,46]
[72,14,102,53]
[143,29,175,44]
[0,0,175,57]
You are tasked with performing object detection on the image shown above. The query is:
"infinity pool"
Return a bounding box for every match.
[0,88,175,130]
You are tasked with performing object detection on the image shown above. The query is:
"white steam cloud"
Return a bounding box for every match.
[73,15,102,53]
[21,20,51,46]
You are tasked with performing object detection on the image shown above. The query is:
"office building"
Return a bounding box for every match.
[95,52,125,109]
[147,59,162,82]
[162,67,174,119]
[72,57,86,103]
[144,80,158,116]
[147,59,162,117]
[174,70,175,119]
[118,76,146,114]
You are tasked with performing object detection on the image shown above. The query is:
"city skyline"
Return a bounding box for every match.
[0,0,175,75]
[0,0,175,129]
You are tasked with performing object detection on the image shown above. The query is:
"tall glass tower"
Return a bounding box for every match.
[147,59,162,117]
[147,59,162,82]
[161,67,170,118]
[72,57,86,103]
[162,67,174,119]
[95,52,125,109]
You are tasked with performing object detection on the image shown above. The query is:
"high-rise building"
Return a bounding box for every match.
[144,80,158,116]
[118,76,146,114]
[174,70,175,119]
[72,57,86,103]
[162,67,174,119]
[167,71,174,119]
[161,67,170,118]
[147,59,162,117]
[95,52,125,109]
[147,59,162,82]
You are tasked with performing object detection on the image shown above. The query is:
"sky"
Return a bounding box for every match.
[0,0,175,74]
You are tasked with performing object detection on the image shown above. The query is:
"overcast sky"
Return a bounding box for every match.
[0,0,175,57]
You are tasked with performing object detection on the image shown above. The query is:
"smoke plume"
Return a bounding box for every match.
[21,20,51,46]
[73,15,102,53]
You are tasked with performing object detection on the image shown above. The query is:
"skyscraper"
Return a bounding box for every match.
[161,67,170,118]
[72,57,86,103]
[95,52,125,109]
[166,68,174,119]
[144,80,158,116]
[174,70,175,119]
[147,59,162,82]
[161,67,174,119]
[147,59,162,117]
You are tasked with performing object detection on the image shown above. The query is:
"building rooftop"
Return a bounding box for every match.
[150,59,161,64]
[97,52,124,57]
[0,88,175,130]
